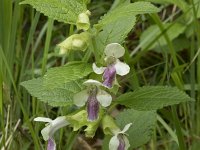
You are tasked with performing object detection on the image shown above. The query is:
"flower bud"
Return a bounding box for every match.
[76,10,91,31]
[58,32,90,54]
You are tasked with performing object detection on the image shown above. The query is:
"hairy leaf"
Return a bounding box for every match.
[116,86,192,110]
[20,0,87,24]
[21,78,84,106]
[110,0,131,10]
[116,109,156,149]
[95,15,136,57]
[96,2,160,28]
[43,63,92,89]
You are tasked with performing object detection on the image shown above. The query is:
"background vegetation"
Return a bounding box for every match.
[1,0,200,149]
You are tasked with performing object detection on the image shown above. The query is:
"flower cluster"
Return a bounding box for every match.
[72,43,132,150]
[34,11,132,150]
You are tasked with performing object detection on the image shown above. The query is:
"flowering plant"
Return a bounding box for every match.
[20,0,192,150]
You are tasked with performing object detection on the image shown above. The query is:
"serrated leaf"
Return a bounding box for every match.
[116,86,192,111]
[116,109,156,149]
[95,15,136,57]
[96,2,160,28]
[140,23,186,51]
[20,0,86,24]
[21,78,84,106]
[43,63,92,89]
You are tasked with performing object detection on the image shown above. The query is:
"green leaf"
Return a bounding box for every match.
[95,15,136,57]
[194,0,200,18]
[154,36,190,53]
[142,0,188,11]
[96,2,160,28]
[110,0,130,10]
[116,109,156,149]
[21,78,84,106]
[102,135,112,150]
[116,86,192,111]
[140,23,186,51]
[20,0,87,24]
[43,63,92,89]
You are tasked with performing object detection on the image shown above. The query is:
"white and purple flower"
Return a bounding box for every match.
[109,123,132,150]
[73,79,112,121]
[34,116,70,150]
[93,43,130,88]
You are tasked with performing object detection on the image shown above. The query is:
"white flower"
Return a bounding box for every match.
[34,116,70,150]
[109,123,132,150]
[93,43,130,88]
[73,79,112,121]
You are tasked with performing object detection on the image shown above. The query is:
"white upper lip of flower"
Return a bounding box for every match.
[73,79,112,107]
[34,116,69,141]
[104,43,125,59]
[109,123,132,150]
[93,43,130,77]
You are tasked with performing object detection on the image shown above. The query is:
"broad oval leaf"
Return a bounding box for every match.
[20,0,87,24]
[21,78,84,106]
[43,63,92,89]
[116,86,193,111]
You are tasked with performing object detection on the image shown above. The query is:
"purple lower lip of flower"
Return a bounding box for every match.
[47,138,56,150]
[117,135,125,150]
[87,94,99,121]
[103,65,116,88]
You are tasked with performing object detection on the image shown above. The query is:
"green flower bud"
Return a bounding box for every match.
[102,115,120,135]
[76,10,91,31]
[58,32,91,55]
